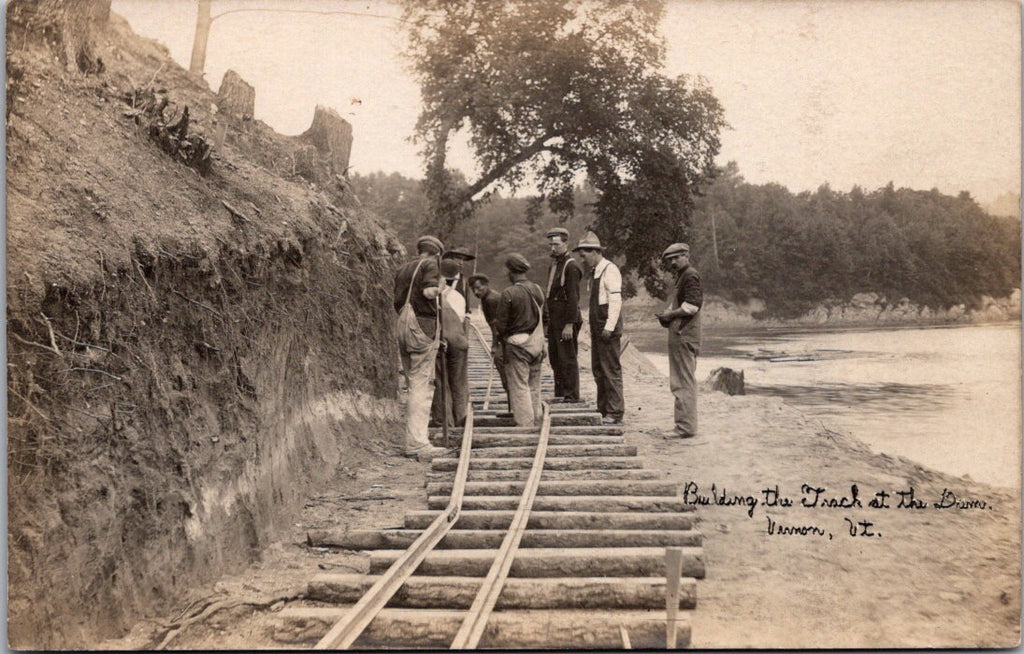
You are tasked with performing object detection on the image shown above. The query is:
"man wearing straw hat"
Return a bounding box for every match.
[544,227,583,404]
[657,242,703,438]
[393,235,449,461]
[573,231,625,425]
[493,253,546,426]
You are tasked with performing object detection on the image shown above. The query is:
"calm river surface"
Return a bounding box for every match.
[633,322,1021,488]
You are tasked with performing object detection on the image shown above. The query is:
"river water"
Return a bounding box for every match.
[633,322,1021,488]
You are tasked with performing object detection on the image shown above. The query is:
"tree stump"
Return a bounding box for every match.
[9,0,110,74]
[705,367,745,395]
[299,105,353,175]
[216,69,255,120]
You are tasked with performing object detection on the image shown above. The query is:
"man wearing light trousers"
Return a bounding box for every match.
[657,242,703,438]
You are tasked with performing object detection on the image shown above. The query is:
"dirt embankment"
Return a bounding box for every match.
[7,2,405,647]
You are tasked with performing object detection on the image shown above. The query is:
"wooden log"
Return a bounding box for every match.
[404,510,696,531]
[306,574,697,609]
[425,468,662,483]
[460,433,623,448]
[439,425,623,436]
[474,413,601,428]
[273,607,691,649]
[429,495,694,512]
[216,69,255,119]
[432,456,643,472]
[426,479,678,497]
[441,444,636,459]
[367,547,705,578]
[312,528,702,550]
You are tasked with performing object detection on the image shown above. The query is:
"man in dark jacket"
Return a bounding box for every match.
[469,273,510,405]
[393,235,449,460]
[656,242,703,438]
[431,259,469,428]
[493,254,546,426]
[544,228,583,402]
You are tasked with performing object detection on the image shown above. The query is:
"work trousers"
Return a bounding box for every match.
[504,344,544,427]
[590,329,624,420]
[491,338,511,406]
[431,345,468,427]
[547,322,581,401]
[399,338,439,452]
[668,331,699,436]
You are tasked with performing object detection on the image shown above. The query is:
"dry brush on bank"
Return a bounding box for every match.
[7,1,404,647]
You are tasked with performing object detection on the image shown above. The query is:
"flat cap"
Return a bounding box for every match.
[572,231,602,252]
[504,253,531,273]
[545,227,570,240]
[416,235,444,254]
[662,242,690,259]
[443,246,476,261]
[439,259,461,278]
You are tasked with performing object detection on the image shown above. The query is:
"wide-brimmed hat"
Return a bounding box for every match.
[572,231,602,252]
[442,246,476,261]
[416,235,444,254]
[504,253,531,273]
[662,242,690,259]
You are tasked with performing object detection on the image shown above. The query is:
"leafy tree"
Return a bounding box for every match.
[402,0,727,270]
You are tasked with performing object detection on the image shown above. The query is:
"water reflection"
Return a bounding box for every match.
[633,322,1021,488]
[747,382,955,413]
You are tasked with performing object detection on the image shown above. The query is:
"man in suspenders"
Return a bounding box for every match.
[544,228,583,403]
[493,253,546,426]
[573,232,625,425]
[393,235,449,461]
[657,242,703,438]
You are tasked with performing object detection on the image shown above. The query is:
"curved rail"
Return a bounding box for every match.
[449,402,551,649]
[314,408,476,649]
[467,320,497,410]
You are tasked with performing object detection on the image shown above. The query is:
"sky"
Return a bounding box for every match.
[111,0,1021,205]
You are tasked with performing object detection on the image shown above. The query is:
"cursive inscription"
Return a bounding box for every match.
[684,481,994,542]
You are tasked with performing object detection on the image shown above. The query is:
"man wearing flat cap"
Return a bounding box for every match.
[544,227,583,403]
[657,242,703,438]
[493,253,546,426]
[393,235,448,461]
[573,231,625,425]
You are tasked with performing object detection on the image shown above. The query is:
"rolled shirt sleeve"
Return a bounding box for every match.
[603,263,622,331]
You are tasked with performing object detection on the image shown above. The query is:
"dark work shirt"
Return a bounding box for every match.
[479,288,502,327]
[393,257,440,318]
[674,264,703,309]
[546,253,582,326]
[494,281,545,341]
[673,264,703,336]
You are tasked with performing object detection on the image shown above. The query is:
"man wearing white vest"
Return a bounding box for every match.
[573,232,624,425]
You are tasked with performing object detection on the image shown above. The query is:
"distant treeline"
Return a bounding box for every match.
[350,164,1020,318]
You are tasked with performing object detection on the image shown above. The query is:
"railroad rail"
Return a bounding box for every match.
[284,318,704,649]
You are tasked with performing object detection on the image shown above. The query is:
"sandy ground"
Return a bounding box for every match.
[105,339,1021,650]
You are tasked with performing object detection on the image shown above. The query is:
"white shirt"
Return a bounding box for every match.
[591,257,622,331]
[442,283,466,320]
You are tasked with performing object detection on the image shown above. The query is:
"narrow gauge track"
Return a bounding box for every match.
[285,320,705,649]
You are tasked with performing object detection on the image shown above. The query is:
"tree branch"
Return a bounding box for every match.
[460,133,557,202]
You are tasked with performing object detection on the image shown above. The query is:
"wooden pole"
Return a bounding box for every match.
[665,547,683,649]
[188,0,212,76]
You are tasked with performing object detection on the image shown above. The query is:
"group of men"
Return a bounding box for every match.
[392,228,704,462]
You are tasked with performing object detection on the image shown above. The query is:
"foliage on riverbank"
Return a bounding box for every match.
[351,165,1020,320]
